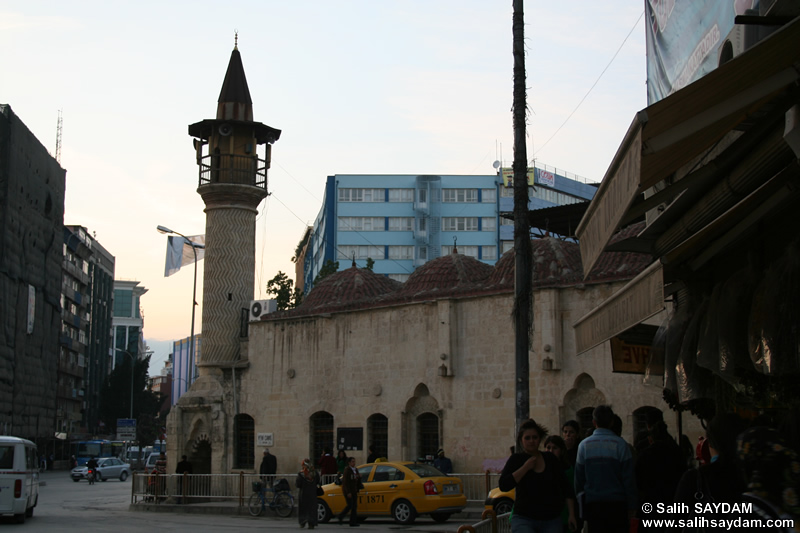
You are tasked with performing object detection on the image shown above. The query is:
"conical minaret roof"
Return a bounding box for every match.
[216,41,254,122]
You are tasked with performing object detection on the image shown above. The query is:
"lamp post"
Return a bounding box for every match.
[157,226,202,383]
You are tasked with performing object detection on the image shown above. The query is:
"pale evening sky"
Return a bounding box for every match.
[1,1,647,372]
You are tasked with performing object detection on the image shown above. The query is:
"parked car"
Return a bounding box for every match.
[0,436,39,523]
[484,486,515,515]
[316,461,466,525]
[71,457,132,482]
[143,453,160,473]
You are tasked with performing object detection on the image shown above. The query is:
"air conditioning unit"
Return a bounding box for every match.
[249,299,277,321]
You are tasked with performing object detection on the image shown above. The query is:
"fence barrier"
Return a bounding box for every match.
[131,470,503,506]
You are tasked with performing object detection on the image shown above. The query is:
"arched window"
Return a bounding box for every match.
[416,412,439,460]
[310,411,334,461]
[367,414,388,459]
[234,414,255,469]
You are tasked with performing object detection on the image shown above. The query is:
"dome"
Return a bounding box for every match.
[275,265,402,317]
[396,250,493,300]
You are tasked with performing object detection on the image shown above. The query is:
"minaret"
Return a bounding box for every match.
[188,36,281,368]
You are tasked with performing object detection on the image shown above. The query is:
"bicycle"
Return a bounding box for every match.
[249,480,294,517]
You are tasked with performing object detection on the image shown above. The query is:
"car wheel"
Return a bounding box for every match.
[25,506,34,518]
[13,513,25,524]
[430,512,451,523]
[119,471,128,482]
[494,498,513,516]
[391,499,417,525]
[317,500,331,523]
[72,478,80,482]
[100,473,107,481]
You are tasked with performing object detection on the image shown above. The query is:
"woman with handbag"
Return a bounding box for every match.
[297,458,321,529]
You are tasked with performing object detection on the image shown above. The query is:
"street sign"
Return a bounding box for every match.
[117,418,137,441]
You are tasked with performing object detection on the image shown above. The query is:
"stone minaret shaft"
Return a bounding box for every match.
[188,42,281,367]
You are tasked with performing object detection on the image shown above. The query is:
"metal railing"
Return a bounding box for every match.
[197,154,267,189]
[458,510,512,533]
[131,471,502,506]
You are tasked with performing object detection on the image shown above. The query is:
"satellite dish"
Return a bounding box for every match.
[219,123,233,136]
[492,160,501,169]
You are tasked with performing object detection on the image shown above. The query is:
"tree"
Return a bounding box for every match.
[98,353,162,437]
[313,259,339,285]
[266,271,303,310]
[365,258,375,271]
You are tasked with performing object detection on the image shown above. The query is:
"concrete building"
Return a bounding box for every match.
[59,225,117,438]
[0,105,65,440]
[303,170,596,291]
[82,235,115,435]
[112,280,147,370]
[171,334,201,406]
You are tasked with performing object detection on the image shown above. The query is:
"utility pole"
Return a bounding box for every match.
[512,0,532,443]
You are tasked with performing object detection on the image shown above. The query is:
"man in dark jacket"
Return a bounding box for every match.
[318,448,337,477]
[260,449,277,486]
[337,457,361,526]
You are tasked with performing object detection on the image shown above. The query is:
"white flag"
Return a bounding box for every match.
[164,235,205,277]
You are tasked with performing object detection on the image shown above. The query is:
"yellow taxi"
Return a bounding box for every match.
[316,461,466,525]
[484,486,515,515]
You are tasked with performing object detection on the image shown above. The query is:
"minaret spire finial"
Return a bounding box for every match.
[234,30,238,50]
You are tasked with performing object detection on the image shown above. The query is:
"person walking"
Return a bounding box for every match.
[296,459,320,529]
[337,457,362,527]
[575,405,637,533]
[500,419,577,533]
[260,449,277,486]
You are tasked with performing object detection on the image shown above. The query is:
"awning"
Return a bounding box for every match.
[574,262,665,355]
[576,17,800,278]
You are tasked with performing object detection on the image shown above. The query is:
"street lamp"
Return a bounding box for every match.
[157,225,203,386]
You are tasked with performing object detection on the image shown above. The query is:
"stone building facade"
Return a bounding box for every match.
[170,232,696,474]
[0,105,65,439]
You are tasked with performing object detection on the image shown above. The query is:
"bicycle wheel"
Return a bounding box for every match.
[248,493,264,516]
[273,491,293,518]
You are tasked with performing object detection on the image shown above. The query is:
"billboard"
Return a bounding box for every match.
[645,0,758,104]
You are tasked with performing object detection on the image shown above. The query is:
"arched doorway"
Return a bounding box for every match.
[403,384,441,461]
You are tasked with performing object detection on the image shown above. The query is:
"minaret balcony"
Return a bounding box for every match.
[198,153,267,190]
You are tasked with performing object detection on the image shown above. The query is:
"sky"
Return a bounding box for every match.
[1,1,647,373]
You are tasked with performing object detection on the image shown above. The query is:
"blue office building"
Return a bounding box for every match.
[304,168,596,292]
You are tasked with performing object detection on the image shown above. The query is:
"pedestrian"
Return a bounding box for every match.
[176,455,193,504]
[318,447,337,478]
[296,458,320,529]
[337,457,362,527]
[155,451,167,499]
[561,420,582,467]
[575,405,637,533]
[544,435,580,533]
[433,449,453,474]
[634,419,686,532]
[366,445,377,464]
[500,419,577,533]
[260,448,277,486]
[336,449,348,474]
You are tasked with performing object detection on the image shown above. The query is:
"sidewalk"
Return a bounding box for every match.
[129,499,487,520]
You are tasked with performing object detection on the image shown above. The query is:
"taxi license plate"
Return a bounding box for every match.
[443,484,459,494]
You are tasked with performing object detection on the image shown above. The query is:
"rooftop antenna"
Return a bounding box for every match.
[55,110,63,164]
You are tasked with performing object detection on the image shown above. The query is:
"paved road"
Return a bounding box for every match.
[4,471,470,532]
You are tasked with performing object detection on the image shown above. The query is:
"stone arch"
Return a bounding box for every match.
[561,373,606,426]
[403,383,441,462]
[187,416,212,475]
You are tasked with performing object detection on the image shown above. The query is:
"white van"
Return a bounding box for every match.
[0,436,39,523]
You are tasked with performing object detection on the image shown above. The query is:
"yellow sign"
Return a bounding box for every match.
[610,338,650,374]
[500,168,534,187]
